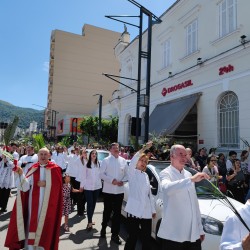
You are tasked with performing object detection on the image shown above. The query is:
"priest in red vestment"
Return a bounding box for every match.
[5,147,63,250]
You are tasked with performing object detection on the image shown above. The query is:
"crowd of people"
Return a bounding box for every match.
[1,141,250,249]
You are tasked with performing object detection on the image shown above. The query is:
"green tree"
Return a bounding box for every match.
[80,115,118,144]
[79,116,98,143]
[101,116,118,143]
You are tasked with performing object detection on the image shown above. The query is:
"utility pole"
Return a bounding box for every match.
[93,94,102,142]
[105,0,161,147]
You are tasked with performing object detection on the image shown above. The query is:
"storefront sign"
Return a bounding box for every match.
[161,80,193,96]
[219,64,234,75]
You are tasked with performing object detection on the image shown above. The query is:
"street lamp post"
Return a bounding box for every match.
[105,0,161,146]
[93,94,102,142]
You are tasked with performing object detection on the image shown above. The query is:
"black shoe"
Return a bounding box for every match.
[111,235,122,245]
[0,209,7,213]
[100,229,106,238]
[86,224,92,232]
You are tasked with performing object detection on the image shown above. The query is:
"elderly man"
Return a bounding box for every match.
[157,144,209,250]
[5,147,62,250]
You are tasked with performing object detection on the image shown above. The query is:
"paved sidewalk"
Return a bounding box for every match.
[0,190,127,250]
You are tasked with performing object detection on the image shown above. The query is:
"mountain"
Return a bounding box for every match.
[0,100,44,129]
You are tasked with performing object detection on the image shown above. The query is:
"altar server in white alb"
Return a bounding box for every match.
[124,141,156,250]
[18,145,38,175]
[0,154,15,213]
[220,200,250,250]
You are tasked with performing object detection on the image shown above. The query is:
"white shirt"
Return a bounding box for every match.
[75,158,87,182]
[65,154,79,177]
[51,152,67,170]
[99,154,127,194]
[157,165,204,242]
[124,152,156,218]
[220,201,250,250]
[18,154,38,175]
[79,162,102,190]
[226,159,233,171]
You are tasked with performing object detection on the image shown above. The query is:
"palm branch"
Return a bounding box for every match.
[32,133,46,153]
[3,116,19,146]
[240,137,250,147]
[202,181,250,232]
[0,149,14,161]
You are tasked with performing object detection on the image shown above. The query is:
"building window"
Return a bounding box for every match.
[219,0,237,37]
[218,91,239,148]
[186,19,198,55]
[162,39,171,69]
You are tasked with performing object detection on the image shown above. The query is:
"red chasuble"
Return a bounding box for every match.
[5,161,63,250]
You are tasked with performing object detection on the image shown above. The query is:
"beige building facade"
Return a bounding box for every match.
[46,24,122,136]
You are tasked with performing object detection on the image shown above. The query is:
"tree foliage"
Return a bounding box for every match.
[32,133,46,153]
[58,134,72,148]
[80,116,118,144]
[4,116,19,146]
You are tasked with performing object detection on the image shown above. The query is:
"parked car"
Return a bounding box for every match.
[85,149,110,162]
[122,160,243,250]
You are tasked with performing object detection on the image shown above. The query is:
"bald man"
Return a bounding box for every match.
[5,147,62,250]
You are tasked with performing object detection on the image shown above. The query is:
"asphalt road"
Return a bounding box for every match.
[0,190,159,250]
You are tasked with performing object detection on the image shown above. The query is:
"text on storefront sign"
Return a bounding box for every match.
[161,80,193,96]
[219,64,234,75]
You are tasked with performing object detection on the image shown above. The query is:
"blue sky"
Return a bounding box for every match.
[0,0,176,110]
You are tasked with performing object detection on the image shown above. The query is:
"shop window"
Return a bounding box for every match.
[186,19,198,56]
[219,0,237,37]
[218,91,239,148]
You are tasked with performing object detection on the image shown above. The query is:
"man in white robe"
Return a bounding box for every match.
[220,200,250,250]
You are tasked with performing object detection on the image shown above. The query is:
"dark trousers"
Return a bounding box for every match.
[70,177,78,204]
[0,187,11,210]
[162,239,202,250]
[74,180,86,215]
[101,192,124,236]
[85,189,101,223]
[124,216,152,250]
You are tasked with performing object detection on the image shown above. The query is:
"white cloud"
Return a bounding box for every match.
[43,61,49,72]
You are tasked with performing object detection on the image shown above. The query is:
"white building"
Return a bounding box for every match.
[29,121,38,134]
[108,0,250,152]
